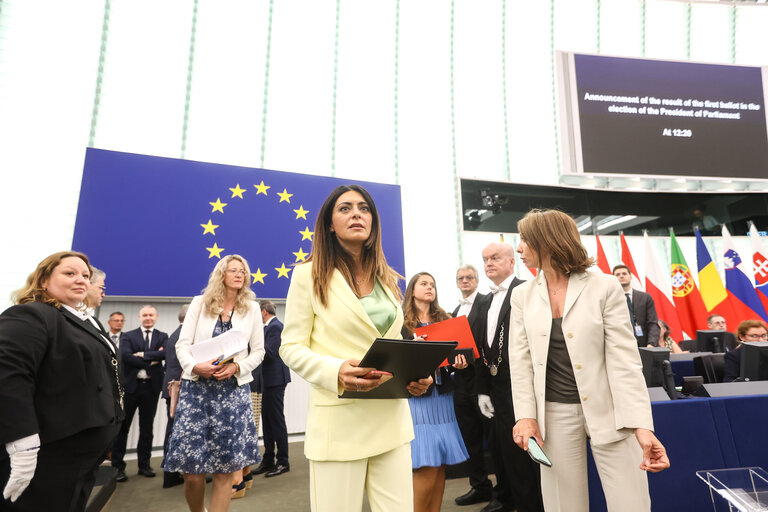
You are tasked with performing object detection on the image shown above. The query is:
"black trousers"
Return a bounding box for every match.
[261,384,289,466]
[111,381,160,470]
[488,402,544,512]
[453,379,492,492]
[0,424,119,512]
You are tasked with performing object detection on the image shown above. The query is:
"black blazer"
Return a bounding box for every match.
[475,278,525,425]
[120,326,168,396]
[0,302,123,445]
[161,325,183,399]
[631,289,660,348]
[262,318,291,388]
[451,293,488,393]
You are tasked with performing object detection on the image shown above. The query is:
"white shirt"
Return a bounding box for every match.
[455,290,479,318]
[486,274,516,347]
[264,315,274,327]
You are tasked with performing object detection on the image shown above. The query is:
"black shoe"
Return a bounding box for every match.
[138,467,156,477]
[480,499,514,512]
[162,472,184,488]
[252,462,275,475]
[455,487,493,506]
[264,464,290,478]
[115,469,128,482]
[205,474,213,483]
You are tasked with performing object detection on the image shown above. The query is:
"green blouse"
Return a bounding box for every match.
[359,279,397,336]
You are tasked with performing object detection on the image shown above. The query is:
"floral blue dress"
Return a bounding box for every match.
[164,319,260,474]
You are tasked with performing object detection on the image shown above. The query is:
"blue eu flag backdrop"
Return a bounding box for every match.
[73,149,405,298]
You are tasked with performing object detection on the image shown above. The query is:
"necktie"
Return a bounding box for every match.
[145,330,151,349]
[111,334,117,343]
[625,293,636,328]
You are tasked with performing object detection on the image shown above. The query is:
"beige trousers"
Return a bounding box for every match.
[541,401,651,512]
[309,442,413,512]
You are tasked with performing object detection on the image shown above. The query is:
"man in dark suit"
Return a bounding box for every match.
[111,305,168,481]
[161,304,188,489]
[475,243,544,512]
[613,265,660,348]
[252,301,292,477]
[107,311,125,348]
[451,264,494,507]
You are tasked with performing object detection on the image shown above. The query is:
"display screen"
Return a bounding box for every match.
[562,53,768,179]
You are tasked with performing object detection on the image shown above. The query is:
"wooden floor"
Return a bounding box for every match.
[103,443,497,512]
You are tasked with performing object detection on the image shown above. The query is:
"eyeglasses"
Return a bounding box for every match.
[97,285,106,294]
[456,276,476,282]
[744,332,768,340]
[227,269,247,276]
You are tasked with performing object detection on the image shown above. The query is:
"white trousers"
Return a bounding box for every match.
[541,401,651,512]
[309,442,413,512]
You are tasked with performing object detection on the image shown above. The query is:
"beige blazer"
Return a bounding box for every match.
[175,295,265,387]
[279,263,414,461]
[509,271,654,445]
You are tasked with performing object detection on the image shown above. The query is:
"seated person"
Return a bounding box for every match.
[658,320,685,354]
[723,319,768,382]
[707,314,739,352]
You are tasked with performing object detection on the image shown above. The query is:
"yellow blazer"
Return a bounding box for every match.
[509,271,654,445]
[279,263,414,461]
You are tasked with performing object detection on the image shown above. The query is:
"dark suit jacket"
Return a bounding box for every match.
[723,347,741,382]
[120,326,168,396]
[0,302,123,445]
[161,325,183,399]
[451,293,488,394]
[262,318,291,388]
[475,278,525,425]
[631,289,660,348]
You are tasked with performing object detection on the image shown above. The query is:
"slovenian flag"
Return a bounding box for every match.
[721,225,768,323]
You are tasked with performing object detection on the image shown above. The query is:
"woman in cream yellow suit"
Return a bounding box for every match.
[280,184,432,512]
[508,209,669,512]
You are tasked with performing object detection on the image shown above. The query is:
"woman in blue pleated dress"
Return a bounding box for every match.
[401,272,469,512]
[165,255,265,512]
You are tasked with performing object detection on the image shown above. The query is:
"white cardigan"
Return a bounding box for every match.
[175,295,265,387]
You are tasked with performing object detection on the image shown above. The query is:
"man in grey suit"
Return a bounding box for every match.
[613,265,660,348]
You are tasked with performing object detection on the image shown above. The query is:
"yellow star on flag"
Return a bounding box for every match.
[251,268,267,284]
[292,248,309,262]
[254,181,270,195]
[206,243,225,259]
[200,219,219,235]
[209,198,227,213]
[277,188,293,203]
[229,184,246,199]
[293,205,309,220]
[299,227,314,241]
[275,263,292,279]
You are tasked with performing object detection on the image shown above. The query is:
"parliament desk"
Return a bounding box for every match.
[586,390,768,512]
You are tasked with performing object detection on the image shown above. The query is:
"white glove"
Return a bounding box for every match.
[478,394,495,419]
[3,434,40,503]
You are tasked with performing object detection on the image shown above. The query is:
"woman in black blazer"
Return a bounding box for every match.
[0,251,124,511]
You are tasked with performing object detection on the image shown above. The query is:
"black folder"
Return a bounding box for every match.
[339,338,458,399]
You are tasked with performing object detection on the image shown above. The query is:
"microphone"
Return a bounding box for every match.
[661,360,678,400]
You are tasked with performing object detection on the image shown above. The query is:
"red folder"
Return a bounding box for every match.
[414,316,479,367]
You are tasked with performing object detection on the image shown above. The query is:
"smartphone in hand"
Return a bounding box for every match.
[527,437,552,467]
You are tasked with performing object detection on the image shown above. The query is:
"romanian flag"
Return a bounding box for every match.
[749,221,768,315]
[620,232,644,290]
[595,234,611,274]
[695,228,740,329]
[645,232,683,341]
[721,225,768,322]
[670,229,709,339]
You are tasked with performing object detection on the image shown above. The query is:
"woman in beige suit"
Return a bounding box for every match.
[508,209,669,512]
[280,184,432,512]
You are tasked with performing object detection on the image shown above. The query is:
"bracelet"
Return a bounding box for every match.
[233,362,240,375]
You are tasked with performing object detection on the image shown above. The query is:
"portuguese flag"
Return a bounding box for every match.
[670,229,709,339]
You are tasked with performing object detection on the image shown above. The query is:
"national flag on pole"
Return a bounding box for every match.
[620,232,644,290]
[749,221,768,314]
[645,232,683,341]
[695,228,741,329]
[721,225,768,322]
[670,229,709,339]
[595,234,611,274]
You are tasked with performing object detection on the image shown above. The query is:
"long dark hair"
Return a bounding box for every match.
[306,184,402,306]
[401,272,450,337]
